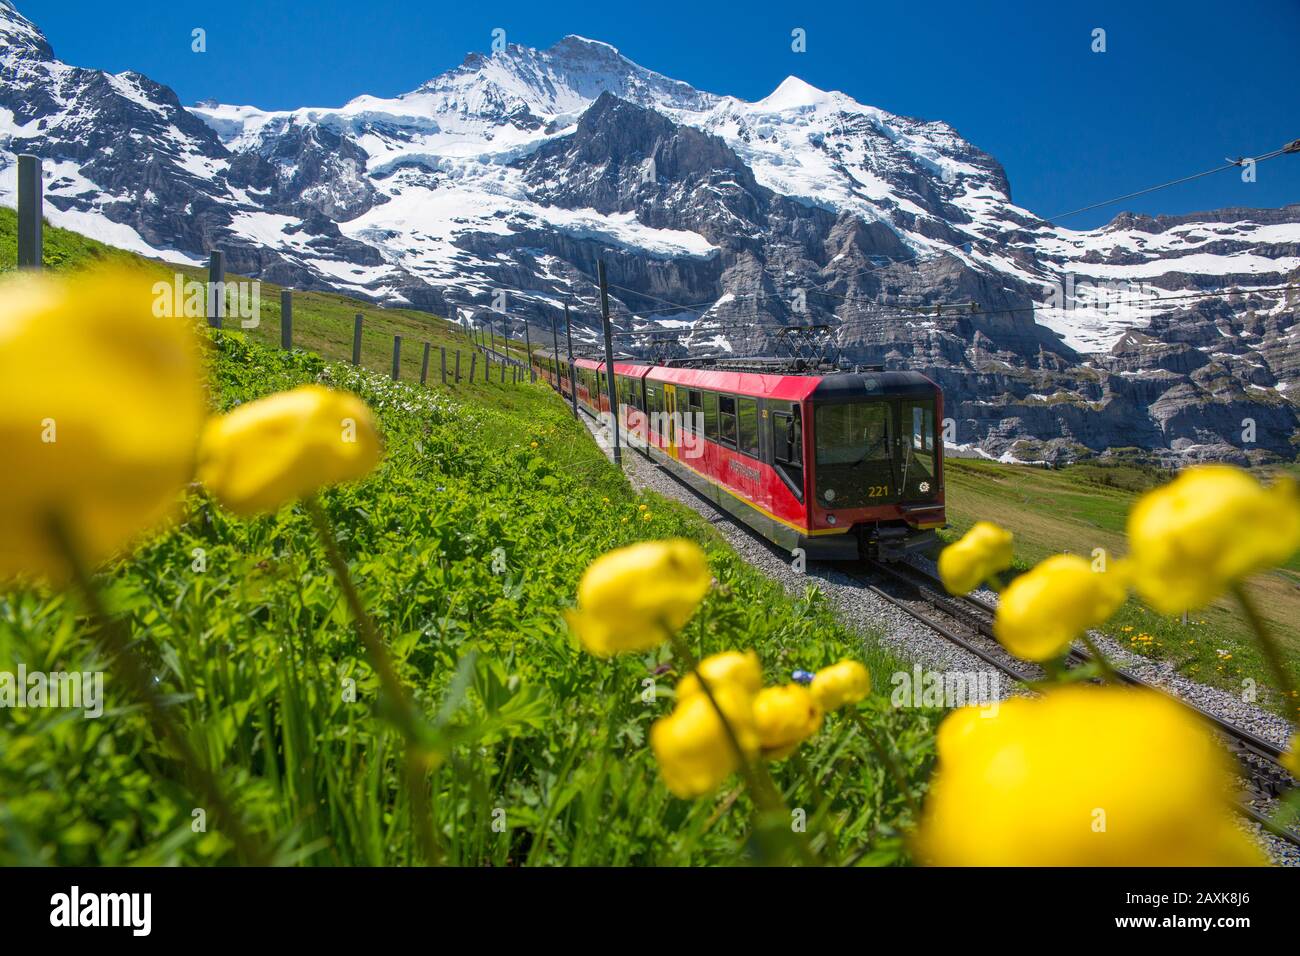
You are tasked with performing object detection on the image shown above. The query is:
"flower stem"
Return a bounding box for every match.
[1232,582,1298,711]
[664,632,771,808]
[1079,633,1122,684]
[665,631,817,866]
[305,497,442,865]
[850,710,923,822]
[46,512,269,866]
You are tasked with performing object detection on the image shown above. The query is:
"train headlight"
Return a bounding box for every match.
[919,481,930,493]
[824,488,836,502]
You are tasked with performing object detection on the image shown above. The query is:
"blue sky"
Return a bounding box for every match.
[17,0,1299,228]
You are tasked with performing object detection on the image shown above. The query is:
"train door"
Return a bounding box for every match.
[663,383,679,460]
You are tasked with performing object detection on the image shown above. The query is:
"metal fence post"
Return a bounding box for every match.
[420,341,430,384]
[352,314,363,365]
[16,154,42,270]
[280,289,293,349]
[598,261,621,466]
[392,335,402,380]
[523,320,535,381]
[207,250,225,329]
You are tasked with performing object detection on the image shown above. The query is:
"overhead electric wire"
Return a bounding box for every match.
[1046,139,1299,222]
[606,283,1297,342]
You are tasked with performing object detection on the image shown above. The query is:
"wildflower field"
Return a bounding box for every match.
[0,321,934,865]
[1,212,1295,868]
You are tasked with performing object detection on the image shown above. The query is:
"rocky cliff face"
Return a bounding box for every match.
[3,0,1297,463]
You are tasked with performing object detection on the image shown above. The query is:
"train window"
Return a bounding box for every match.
[646,384,660,432]
[737,398,759,458]
[703,391,718,439]
[774,410,802,466]
[772,407,804,500]
[900,399,937,499]
[718,395,738,447]
[685,389,703,436]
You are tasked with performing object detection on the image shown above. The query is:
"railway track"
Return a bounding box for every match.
[849,558,1300,849]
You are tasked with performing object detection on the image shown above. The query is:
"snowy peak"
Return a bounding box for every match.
[0,0,52,60]
[757,75,836,111]
[413,34,715,123]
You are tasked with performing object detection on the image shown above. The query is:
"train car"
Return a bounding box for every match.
[532,349,945,561]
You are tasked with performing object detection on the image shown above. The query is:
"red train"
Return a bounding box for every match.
[531,349,946,561]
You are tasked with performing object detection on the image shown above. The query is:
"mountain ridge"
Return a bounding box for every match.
[3,1,1298,463]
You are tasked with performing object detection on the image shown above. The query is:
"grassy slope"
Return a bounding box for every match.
[0,212,934,865]
[943,459,1300,716]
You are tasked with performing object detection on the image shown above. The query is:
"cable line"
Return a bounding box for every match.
[1046,139,1299,222]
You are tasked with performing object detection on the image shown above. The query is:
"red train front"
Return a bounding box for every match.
[532,351,946,561]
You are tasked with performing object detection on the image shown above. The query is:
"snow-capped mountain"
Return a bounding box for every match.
[3,0,1298,462]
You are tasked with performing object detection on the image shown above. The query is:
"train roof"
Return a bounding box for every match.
[532,350,938,400]
[811,371,938,400]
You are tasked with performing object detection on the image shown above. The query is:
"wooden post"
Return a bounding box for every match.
[16,154,42,270]
[420,341,430,384]
[440,346,447,384]
[280,289,293,349]
[352,314,363,365]
[207,250,225,329]
[392,335,402,381]
[469,353,477,383]
[500,357,506,383]
[598,261,621,466]
[455,350,461,383]
[564,301,578,418]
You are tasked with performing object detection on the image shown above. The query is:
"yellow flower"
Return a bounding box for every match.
[565,539,711,656]
[993,554,1126,661]
[1127,465,1300,614]
[809,660,872,711]
[642,512,653,522]
[0,267,205,583]
[529,441,538,449]
[753,684,823,759]
[937,521,1013,595]
[676,650,762,701]
[638,503,648,512]
[198,385,381,516]
[916,687,1265,866]
[650,684,759,798]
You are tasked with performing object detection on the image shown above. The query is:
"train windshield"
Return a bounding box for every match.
[813,398,939,508]
[814,403,895,508]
